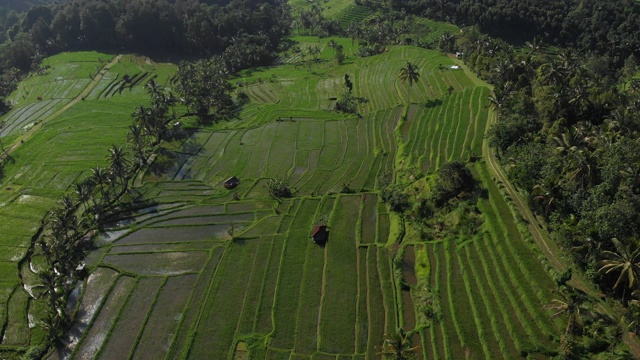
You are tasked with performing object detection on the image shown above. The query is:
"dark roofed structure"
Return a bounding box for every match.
[311,225,329,245]
[223,176,240,190]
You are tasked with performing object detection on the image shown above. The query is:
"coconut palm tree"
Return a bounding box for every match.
[107,145,131,197]
[347,21,361,46]
[378,328,419,360]
[539,61,567,88]
[399,62,420,88]
[307,45,321,61]
[127,124,149,166]
[90,166,111,203]
[487,88,507,111]
[599,238,640,297]
[544,287,591,335]
[525,36,544,57]
[145,78,161,99]
[74,178,94,211]
[532,175,562,217]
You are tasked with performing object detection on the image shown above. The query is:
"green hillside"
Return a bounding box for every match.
[0,39,576,359]
[0,52,175,358]
[0,1,636,355]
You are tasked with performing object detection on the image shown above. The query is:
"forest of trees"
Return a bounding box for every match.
[0,0,291,115]
[383,0,640,66]
[3,0,640,354]
[344,0,640,307]
[451,25,640,304]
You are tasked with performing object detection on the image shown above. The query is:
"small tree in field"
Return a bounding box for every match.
[399,62,420,88]
[266,177,292,199]
[378,328,419,359]
[431,161,476,206]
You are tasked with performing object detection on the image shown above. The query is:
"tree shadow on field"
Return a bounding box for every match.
[148,129,207,179]
[148,147,179,177]
[425,99,443,109]
[232,237,248,246]
[168,127,202,155]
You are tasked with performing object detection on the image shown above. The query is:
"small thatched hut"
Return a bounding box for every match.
[223,176,240,190]
[311,225,329,245]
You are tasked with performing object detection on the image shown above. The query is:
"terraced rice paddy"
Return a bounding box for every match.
[411,163,563,359]
[1,38,568,359]
[0,52,175,356]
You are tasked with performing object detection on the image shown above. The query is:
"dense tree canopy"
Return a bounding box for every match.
[375,0,640,65]
[175,57,234,120]
[449,24,640,300]
[0,0,291,116]
[0,0,290,73]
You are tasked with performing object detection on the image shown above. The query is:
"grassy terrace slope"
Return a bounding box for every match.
[15,39,572,360]
[0,34,581,358]
[0,52,175,357]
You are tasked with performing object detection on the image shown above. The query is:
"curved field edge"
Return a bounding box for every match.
[480,92,640,356]
[1,39,626,358]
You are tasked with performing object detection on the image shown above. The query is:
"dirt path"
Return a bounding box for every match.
[481,110,566,272]
[478,88,640,358]
[0,54,122,163]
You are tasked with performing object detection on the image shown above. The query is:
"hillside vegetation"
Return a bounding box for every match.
[0,0,639,359]
[1,36,575,358]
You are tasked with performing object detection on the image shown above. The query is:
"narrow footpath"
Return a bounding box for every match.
[480,97,640,358]
[0,54,122,163]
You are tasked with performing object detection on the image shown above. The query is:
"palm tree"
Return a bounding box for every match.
[132,105,152,131]
[378,328,419,360]
[347,21,362,46]
[487,88,507,111]
[539,61,566,88]
[107,145,131,197]
[438,32,455,53]
[74,178,94,210]
[399,62,420,88]
[145,78,161,98]
[90,166,111,203]
[599,238,640,297]
[525,36,543,57]
[307,45,321,61]
[558,48,578,72]
[532,175,562,217]
[544,287,590,335]
[127,124,149,166]
[630,79,640,95]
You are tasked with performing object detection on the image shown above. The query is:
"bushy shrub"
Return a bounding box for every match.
[266,177,291,199]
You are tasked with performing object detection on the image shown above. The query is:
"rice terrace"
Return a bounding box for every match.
[1,0,639,359]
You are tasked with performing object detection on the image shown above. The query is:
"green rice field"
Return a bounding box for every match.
[0,36,573,359]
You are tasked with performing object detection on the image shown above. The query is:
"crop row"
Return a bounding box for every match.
[401,86,489,173]
[479,202,561,334]
[72,275,137,359]
[65,189,396,359]
[55,267,121,357]
[181,114,396,196]
[418,195,561,359]
[96,277,164,359]
[334,4,370,28]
